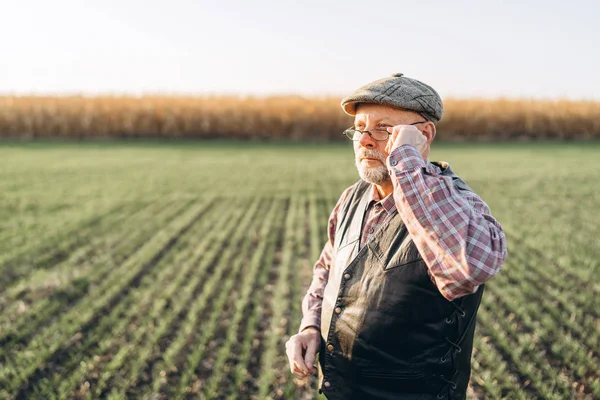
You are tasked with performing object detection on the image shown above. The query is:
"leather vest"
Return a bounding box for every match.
[318,162,484,400]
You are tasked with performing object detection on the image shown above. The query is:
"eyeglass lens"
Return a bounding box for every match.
[345,129,389,141]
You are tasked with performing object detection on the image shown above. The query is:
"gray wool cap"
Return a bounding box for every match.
[341,73,444,123]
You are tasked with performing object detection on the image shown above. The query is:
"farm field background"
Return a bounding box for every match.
[0,141,599,399]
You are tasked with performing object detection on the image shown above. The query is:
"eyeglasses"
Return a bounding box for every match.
[343,120,428,141]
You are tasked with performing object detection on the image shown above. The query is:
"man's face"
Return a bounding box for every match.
[353,103,425,185]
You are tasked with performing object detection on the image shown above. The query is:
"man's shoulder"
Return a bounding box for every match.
[430,159,454,175]
[430,160,473,192]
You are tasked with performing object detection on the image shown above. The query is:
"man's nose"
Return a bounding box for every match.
[358,130,377,148]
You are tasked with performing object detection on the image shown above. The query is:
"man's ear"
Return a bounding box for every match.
[422,122,436,144]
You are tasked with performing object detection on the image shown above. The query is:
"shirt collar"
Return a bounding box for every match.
[369,184,397,215]
[368,161,443,215]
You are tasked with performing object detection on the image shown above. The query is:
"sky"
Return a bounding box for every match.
[1,0,598,100]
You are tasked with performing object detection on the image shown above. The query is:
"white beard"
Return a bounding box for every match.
[355,149,390,185]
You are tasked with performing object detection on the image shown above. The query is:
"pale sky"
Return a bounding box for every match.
[1,0,598,99]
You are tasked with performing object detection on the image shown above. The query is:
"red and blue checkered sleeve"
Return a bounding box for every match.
[386,144,508,301]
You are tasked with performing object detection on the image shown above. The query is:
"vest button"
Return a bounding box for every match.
[369,227,374,234]
[324,381,331,388]
[334,307,342,314]
[343,273,351,280]
[327,343,334,351]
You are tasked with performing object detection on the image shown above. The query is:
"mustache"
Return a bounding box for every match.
[357,149,386,163]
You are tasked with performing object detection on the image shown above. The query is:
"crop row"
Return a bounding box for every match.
[0,198,200,361]
[0,201,209,397]
[26,201,220,399]
[199,198,282,398]
[473,239,600,399]
[57,198,239,399]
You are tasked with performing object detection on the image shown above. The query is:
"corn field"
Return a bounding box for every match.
[1,96,600,141]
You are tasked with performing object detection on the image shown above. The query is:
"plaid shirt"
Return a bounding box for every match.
[299,144,507,332]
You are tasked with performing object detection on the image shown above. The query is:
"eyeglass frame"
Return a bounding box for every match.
[343,120,429,141]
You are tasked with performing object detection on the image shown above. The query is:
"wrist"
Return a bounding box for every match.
[387,145,427,172]
[301,326,319,334]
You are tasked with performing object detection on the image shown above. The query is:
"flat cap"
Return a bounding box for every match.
[341,73,444,123]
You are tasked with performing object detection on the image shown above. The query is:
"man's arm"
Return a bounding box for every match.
[298,185,354,332]
[386,144,508,301]
[286,185,354,377]
[298,241,332,333]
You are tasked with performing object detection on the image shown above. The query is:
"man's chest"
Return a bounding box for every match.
[359,202,393,250]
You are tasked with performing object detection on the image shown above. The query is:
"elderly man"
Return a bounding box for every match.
[285,73,507,400]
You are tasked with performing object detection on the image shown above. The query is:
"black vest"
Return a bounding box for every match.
[318,162,484,400]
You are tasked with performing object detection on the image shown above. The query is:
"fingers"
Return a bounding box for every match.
[386,124,426,154]
[391,124,420,136]
[285,337,309,377]
[416,133,428,154]
[386,126,396,154]
[304,337,319,375]
[290,360,308,377]
[286,332,320,377]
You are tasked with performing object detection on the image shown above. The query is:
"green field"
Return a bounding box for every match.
[0,141,599,400]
